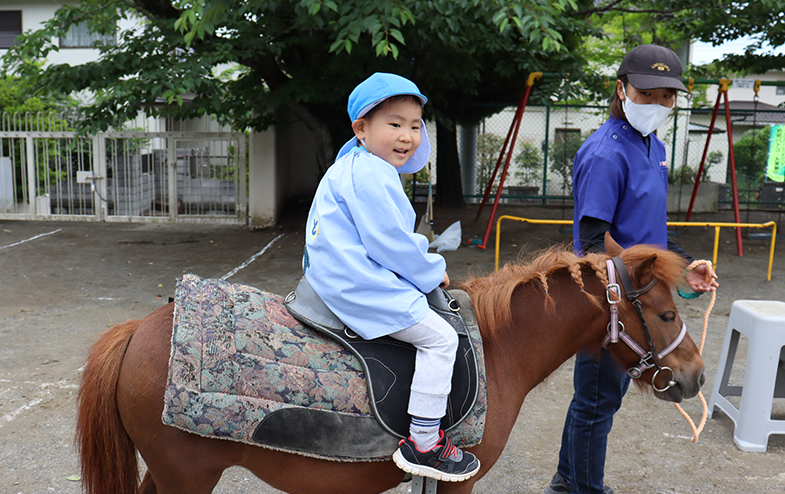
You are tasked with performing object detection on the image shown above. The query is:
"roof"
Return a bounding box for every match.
[691,100,785,124]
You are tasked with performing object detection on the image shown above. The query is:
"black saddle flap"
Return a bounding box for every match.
[285,278,478,438]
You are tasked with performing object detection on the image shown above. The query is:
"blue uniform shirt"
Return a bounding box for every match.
[572,117,670,253]
[304,146,446,338]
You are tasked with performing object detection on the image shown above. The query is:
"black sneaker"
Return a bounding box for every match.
[392,430,480,482]
[543,472,615,494]
[544,472,571,494]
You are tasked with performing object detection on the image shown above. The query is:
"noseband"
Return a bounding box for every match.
[604,256,687,392]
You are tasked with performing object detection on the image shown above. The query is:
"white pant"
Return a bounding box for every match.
[390,309,458,419]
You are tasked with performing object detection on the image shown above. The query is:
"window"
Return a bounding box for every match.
[0,11,22,49]
[777,86,785,95]
[59,22,115,48]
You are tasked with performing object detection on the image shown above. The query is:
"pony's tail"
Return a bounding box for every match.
[76,320,141,494]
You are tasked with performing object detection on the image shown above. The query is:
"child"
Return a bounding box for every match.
[302,72,480,482]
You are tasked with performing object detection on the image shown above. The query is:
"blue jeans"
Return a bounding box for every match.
[556,348,631,494]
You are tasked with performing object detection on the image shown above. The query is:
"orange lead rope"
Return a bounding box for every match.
[674,259,716,443]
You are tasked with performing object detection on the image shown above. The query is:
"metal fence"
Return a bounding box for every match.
[454,103,785,212]
[0,112,246,224]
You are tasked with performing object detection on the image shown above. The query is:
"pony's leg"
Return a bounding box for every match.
[238,449,406,494]
[138,471,157,494]
[134,436,230,494]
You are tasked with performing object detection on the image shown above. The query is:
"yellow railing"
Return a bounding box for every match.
[494,216,778,281]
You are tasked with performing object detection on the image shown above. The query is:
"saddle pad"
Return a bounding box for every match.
[162,274,487,461]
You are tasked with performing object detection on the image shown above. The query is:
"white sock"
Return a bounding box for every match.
[409,416,441,451]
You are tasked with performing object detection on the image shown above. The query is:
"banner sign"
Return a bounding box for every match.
[768,125,785,182]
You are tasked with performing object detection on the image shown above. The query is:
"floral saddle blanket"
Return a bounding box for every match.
[162,274,487,462]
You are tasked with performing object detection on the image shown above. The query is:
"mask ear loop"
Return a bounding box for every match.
[621,84,631,115]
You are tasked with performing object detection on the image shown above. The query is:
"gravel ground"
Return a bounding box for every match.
[1,204,784,494]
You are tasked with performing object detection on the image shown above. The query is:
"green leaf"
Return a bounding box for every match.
[389,29,404,45]
[66,475,81,482]
[328,38,344,53]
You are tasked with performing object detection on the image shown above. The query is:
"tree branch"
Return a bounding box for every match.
[130,0,180,20]
[573,1,700,16]
[249,52,335,168]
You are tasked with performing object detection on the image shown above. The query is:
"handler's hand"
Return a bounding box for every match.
[440,273,450,288]
[685,262,719,292]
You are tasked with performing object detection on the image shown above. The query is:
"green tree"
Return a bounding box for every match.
[0,62,72,116]
[3,0,597,207]
[573,0,785,75]
[513,140,543,186]
[733,127,770,185]
[476,133,505,195]
[671,0,785,74]
[550,131,585,195]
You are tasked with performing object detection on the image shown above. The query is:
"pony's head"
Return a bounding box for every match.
[461,234,704,403]
[604,233,705,402]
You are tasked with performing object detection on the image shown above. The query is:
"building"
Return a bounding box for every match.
[0,2,320,227]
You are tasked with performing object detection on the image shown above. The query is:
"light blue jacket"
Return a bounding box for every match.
[303,146,446,338]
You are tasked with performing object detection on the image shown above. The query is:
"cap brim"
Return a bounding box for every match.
[627,73,688,92]
[356,94,428,120]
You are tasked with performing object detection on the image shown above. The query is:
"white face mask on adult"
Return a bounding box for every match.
[622,85,673,137]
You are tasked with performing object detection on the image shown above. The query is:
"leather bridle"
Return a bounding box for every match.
[604,256,687,392]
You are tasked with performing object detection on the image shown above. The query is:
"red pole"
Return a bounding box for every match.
[685,90,722,221]
[476,72,542,249]
[722,87,744,256]
[475,96,525,220]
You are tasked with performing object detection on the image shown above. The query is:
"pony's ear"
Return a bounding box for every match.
[605,232,623,256]
[634,254,658,284]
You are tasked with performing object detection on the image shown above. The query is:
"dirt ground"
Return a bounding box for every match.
[1,203,784,494]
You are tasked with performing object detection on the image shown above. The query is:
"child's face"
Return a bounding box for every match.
[352,98,422,168]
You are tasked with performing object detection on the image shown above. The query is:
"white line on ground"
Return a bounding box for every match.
[0,381,78,426]
[220,234,285,280]
[0,229,62,250]
[2,397,44,423]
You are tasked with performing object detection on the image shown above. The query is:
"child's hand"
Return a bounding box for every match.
[440,273,450,288]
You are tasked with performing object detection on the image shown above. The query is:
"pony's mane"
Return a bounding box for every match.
[460,243,687,336]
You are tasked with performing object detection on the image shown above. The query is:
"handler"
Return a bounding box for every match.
[543,44,719,494]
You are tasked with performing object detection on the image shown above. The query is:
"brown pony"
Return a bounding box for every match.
[76,236,705,494]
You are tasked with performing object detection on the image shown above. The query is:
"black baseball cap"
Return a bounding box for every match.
[617,44,688,92]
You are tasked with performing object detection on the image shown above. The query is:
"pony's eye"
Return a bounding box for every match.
[659,312,676,322]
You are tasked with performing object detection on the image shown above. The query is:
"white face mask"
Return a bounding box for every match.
[622,85,673,137]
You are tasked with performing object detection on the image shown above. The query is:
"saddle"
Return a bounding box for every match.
[279,276,480,438]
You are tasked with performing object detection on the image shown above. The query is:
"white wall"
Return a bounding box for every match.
[701,72,785,109]
[0,1,137,69]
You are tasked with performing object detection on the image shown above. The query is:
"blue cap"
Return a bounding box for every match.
[347,72,428,121]
[338,72,430,174]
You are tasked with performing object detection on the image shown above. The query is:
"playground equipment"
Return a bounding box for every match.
[474,71,542,249]
[493,215,778,281]
[475,73,785,254]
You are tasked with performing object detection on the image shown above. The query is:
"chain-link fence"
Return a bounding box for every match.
[449,104,785,212]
